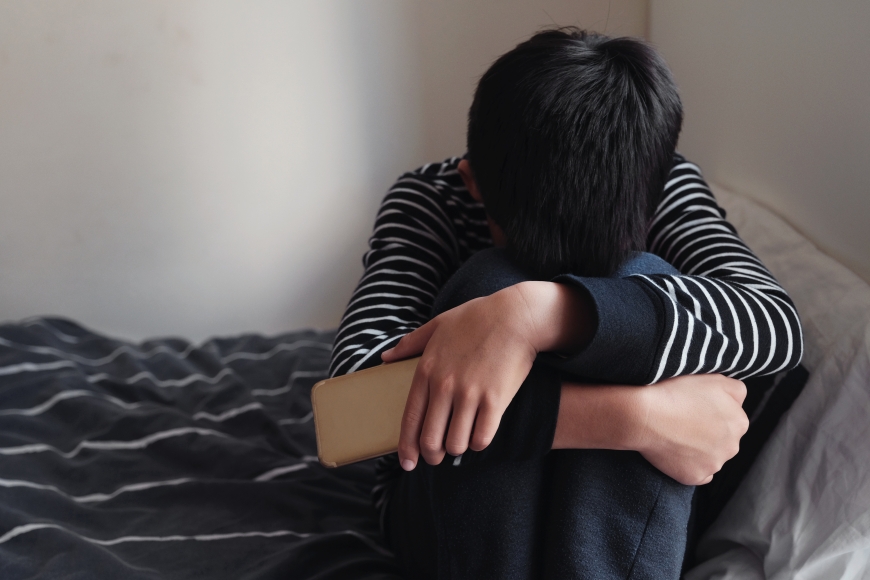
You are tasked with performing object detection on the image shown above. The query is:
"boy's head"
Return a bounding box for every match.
[462,28,682,279]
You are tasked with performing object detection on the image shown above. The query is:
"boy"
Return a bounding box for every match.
[331,29,801,578]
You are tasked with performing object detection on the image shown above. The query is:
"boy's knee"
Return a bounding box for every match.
[432,248,531,316]
[548,449,693,579]
[431,249,679,320]
[552,449,694,520]
[616,251,680,277]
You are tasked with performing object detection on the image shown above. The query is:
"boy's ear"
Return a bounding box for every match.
[458,159,483,203]
[458,158,509,248]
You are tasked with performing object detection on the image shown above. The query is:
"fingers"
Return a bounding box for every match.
[397,365,430,471]
[400,369,499,463]
[421,390,506,458]
[711,375,747,405]
[469,398,503,452]
[444,395,477,456]
[382,321,437,362]
[419,381,453,466]
[729,379,748,405]
[718,377,749,440]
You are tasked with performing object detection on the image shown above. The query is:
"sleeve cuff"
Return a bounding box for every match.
[544,275,664,385]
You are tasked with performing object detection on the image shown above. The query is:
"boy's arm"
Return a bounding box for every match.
[554,375,749,486]
[550,153,803,384]
[329,167,462,379]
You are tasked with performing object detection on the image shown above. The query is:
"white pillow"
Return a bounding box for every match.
[685,185,870,580]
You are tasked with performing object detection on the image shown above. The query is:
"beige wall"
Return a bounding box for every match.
[410,0,648,161]
[0,0,647,341]
[650,0,870,283]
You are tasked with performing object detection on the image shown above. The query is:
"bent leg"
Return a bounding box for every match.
[388,453,549,579]
[430,247,532,316]
[388,248,553,579]
[544,252,691,580]
[543,449,694,580]
[388,248,691,579]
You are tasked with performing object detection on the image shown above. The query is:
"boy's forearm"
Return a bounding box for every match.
[551,382,641,451]
[553,375,749,486]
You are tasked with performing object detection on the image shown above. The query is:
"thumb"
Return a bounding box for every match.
[382,321,436,362]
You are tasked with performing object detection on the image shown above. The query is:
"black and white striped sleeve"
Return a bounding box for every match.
[556,154,803,384]
[328,173,460,378]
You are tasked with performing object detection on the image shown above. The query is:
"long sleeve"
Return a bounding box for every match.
[555,154,803,384]
[329,160,490,378]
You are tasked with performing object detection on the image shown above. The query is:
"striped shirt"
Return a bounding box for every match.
[329,154,803,521]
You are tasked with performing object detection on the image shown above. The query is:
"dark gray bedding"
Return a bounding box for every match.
[0,318,402,579]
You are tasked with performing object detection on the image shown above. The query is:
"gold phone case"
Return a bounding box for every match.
[311,357,420,468]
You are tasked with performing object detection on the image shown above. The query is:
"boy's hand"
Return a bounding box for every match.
[633,374,749,485]
[553,374,749,485]
[382,281,593,470]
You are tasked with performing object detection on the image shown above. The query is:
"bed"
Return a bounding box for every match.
[0,187,868,579]
[0,325,401,578]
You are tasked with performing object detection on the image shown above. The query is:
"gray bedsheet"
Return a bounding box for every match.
[0,317,402,579]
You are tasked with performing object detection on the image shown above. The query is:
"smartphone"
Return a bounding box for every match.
[311,357,420,468]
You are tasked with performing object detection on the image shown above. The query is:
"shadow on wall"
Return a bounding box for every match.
[0,0,646,341]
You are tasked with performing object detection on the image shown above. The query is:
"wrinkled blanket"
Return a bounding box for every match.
[0,318,401,579]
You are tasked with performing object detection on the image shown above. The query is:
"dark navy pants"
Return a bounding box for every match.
[385,249,694,579]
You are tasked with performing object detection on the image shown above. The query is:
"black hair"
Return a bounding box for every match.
[467,28,682,278]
